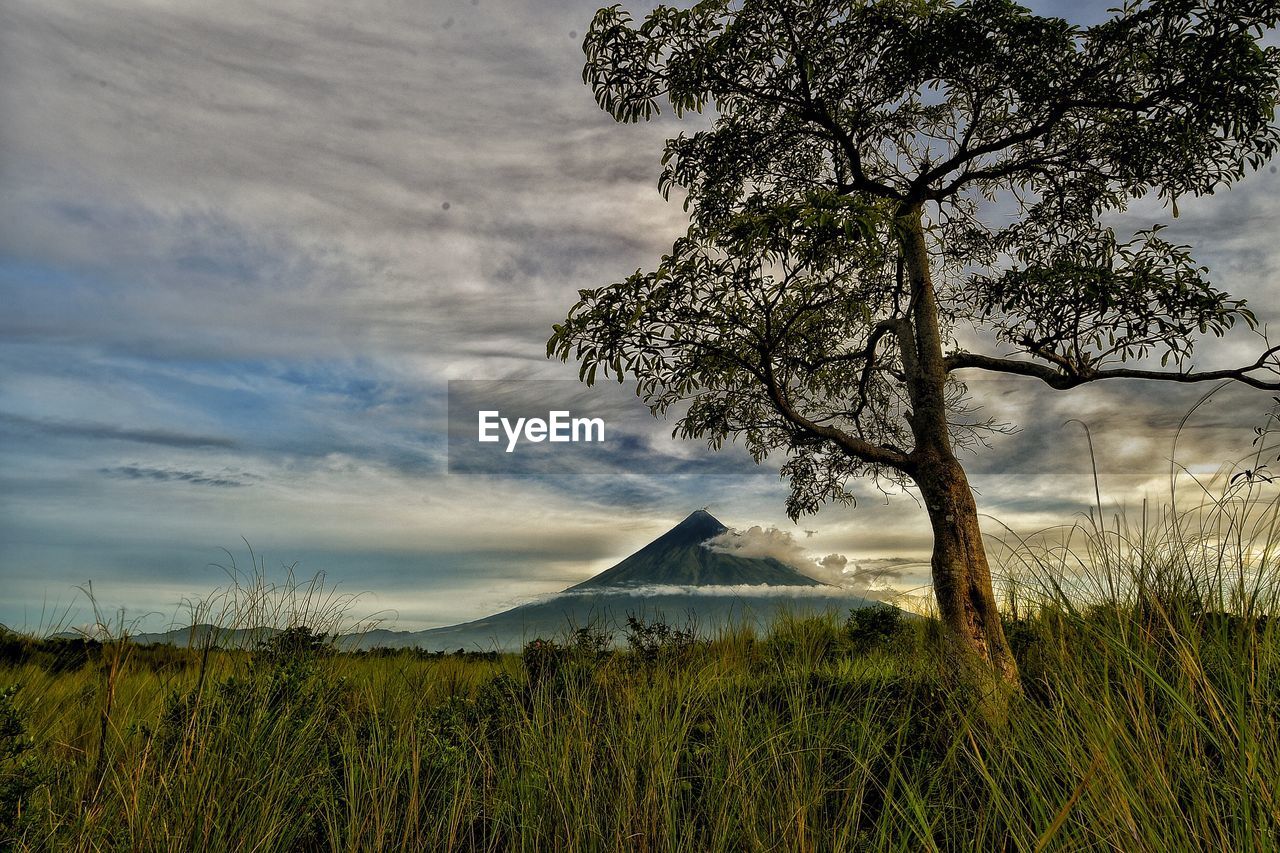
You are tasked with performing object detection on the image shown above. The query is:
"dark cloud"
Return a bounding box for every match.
[99,465,254,488]
[845,558,914,586]
[0,413,236,449]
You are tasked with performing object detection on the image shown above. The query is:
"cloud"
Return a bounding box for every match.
[819,553,848,573]
[99,465,255,488]
[0,412,236,449]
[0,0,687,365]
[705,525,814,568]
[842,558,915,588]
[701,524,913,595]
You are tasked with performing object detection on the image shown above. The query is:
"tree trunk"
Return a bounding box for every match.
[895,205,1020,701]
[916,453,1020,690]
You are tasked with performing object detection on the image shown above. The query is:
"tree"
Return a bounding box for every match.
[548,0,1280,697]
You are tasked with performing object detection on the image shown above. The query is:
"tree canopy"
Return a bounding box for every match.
[551,0,1280,518]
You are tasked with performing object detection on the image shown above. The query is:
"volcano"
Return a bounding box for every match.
[569,509,823,589]
[347,509,879,651]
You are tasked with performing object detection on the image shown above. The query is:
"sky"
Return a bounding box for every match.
[2,0,1279,633]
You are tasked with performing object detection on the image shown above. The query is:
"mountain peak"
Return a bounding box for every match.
[670,508,726,538]
[570,509,823,590]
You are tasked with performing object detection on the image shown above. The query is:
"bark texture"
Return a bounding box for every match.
[917,455,1020,687]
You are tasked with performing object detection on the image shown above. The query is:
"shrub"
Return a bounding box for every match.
[623,615,701,666]
[521,638,566,686]
[0,685,40,844]
[522,626,614,689]
[254,626,334,666]
[844,604,911,654]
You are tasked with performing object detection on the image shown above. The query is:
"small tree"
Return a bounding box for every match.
[549,0,1280,697]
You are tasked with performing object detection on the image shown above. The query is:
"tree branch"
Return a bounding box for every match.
[945,346,1280,390]
[760,356,915,471]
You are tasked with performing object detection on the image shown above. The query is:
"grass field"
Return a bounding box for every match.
[2,483,1279,851]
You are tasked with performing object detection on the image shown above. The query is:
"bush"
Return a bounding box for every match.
[522,626,613,689]
[623,615,701,666]
[521,638,565,686]
[844,604,911,654]
[254,626,334,666]
[0,685,40,844]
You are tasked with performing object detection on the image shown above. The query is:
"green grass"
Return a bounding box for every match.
[1,598,1277,851]
[3,476,1280,850]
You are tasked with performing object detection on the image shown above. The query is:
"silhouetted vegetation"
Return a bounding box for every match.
[352,647,500,663]
[0,628,101,673]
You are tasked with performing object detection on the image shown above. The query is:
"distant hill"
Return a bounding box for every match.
[124,625,279,648]
[111,510,887,652]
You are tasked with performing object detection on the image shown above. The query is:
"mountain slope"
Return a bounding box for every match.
[570,509,824,589]
[352,587,873,651]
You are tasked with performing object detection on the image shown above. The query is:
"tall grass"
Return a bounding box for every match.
[2,462,1279,849]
